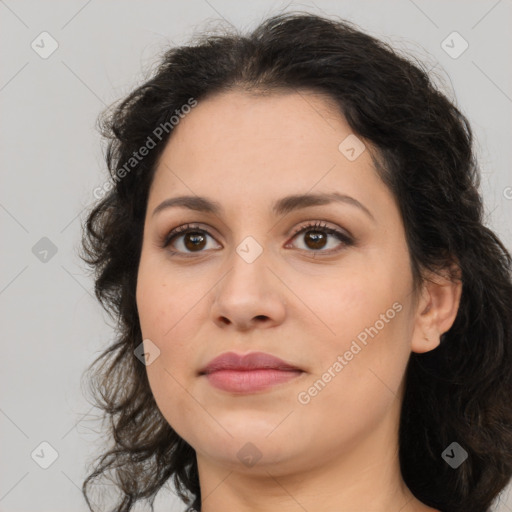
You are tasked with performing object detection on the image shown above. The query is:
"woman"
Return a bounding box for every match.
[80,11,512,512]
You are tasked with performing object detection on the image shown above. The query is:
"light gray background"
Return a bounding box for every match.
[1,1,511,511]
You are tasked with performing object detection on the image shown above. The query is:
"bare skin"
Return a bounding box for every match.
[136,89,461,512]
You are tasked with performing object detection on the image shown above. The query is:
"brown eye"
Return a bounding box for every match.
[289,221,354,254]
[163,224,221,254]
[302,230,328,250]
[182,232,207,251]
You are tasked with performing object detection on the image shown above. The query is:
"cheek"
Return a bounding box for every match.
[136,270,203,440]
[303,266,411,398]
[144,356,206,448]
[294,303,410,450]
[136,253,202,342]
[135,252,218,399]
[310,271,402,344]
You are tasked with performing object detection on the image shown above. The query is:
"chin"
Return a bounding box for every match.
[201,436,302,474]
[179,412,296,459]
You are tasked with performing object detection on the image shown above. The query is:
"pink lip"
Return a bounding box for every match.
[199,352,304,393]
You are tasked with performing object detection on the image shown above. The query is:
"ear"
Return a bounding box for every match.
[411,264,463,354]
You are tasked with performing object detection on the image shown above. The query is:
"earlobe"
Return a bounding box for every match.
[411,266,463,354]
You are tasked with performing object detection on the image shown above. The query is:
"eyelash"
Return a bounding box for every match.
[161,221,354,257]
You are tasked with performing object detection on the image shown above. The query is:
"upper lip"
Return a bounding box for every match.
[199,351,302,375]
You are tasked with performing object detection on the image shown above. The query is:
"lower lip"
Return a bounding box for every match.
[204,369,303,393]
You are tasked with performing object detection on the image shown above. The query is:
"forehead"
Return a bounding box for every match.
[165,89,349,161]
[148,89,393,221]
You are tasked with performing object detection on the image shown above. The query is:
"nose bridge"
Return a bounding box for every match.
[222,234,270,297]
[210,233,286,328]
[223,208,271,280]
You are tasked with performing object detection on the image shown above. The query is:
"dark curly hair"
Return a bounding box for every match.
[79,11,512,512]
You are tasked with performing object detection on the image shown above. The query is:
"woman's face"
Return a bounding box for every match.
[136,90,421,476]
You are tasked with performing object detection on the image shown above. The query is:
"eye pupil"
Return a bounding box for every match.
[184,232,207,251]
[305,231,327,249]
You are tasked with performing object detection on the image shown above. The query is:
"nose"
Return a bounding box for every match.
[210,249,286,331]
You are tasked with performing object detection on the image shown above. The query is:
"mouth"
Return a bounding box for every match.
[199,351,304,393]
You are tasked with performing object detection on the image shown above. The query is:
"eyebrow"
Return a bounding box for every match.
[152,192,375,222]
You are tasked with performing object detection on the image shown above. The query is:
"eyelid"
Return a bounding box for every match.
[288,220,353,240]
